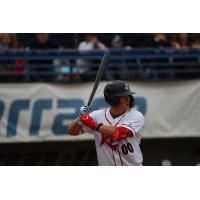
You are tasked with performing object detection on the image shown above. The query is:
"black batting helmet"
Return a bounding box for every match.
[104,80,136,107]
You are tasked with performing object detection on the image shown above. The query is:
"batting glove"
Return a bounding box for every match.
[79,106,91,116]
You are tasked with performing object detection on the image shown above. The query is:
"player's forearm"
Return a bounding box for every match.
[79,114,133,140]
[68,119,81,136]
[98,125,134,142]
[98,125,116,137]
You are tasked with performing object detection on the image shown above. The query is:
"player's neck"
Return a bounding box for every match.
[110,106,129,116]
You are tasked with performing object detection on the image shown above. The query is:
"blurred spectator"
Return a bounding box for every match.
[11,34,25,80]
[28,33,58,49]
[111,34,131,49]
[110,35,132,80]
[0,33,13,81]
[143,33,170,48]
[190,34,200,49]
[12,33,22,49]
[0,33,22,49]
[171,33,190,49]
[0,33,23,49]
[27,33,59,82]
[112,34,123,48]
[171,33,195,79]
[0,33,14,49]
[141,34,171,79]
[77,34,107,81]
[78,33,107,51]
[0,33,24,82]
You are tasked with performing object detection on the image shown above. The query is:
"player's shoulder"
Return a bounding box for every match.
[127,108,144,121]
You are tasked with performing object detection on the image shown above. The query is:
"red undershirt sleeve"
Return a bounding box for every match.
[110,126,134,142]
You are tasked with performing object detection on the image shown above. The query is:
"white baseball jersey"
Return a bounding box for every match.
[80,107,144,166]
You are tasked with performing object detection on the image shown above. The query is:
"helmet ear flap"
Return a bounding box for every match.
[129,95,135,108]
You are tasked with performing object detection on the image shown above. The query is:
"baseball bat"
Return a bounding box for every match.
[87,53,110,107]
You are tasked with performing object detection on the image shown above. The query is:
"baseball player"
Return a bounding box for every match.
[68,80,144,166]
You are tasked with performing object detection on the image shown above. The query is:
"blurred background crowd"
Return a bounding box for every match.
[1,33,200,50]
[0,33,200,83]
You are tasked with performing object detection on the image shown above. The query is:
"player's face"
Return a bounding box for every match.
[119,96,130,109]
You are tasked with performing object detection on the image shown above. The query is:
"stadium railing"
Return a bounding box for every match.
[0,48,200,82]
